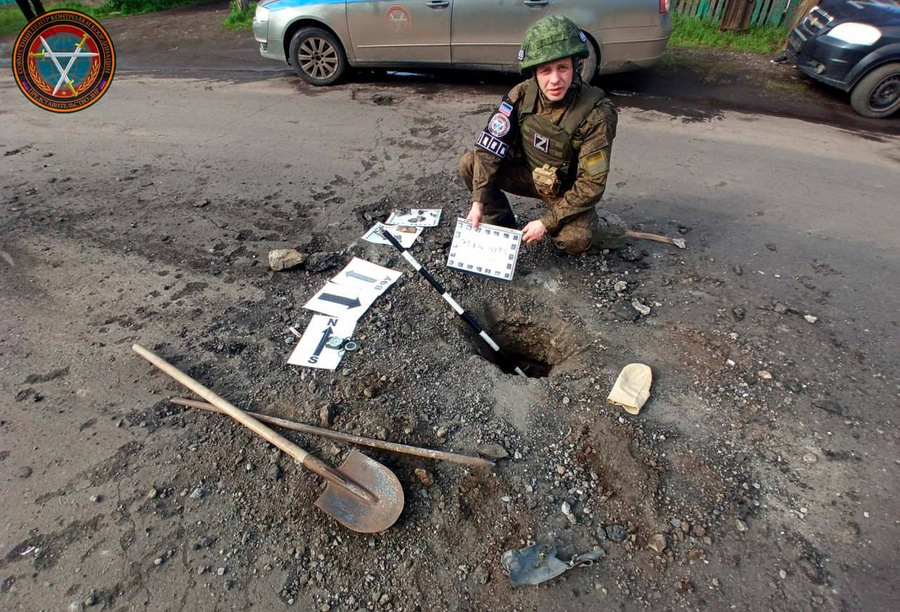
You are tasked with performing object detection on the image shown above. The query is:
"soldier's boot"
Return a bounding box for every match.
[550,208,627,256]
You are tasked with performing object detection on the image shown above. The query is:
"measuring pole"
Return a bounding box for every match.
[380,230,527,377]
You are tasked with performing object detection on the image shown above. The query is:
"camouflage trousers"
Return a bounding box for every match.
[459,150,626,256]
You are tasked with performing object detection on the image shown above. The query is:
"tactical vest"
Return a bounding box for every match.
[518,80,605,183]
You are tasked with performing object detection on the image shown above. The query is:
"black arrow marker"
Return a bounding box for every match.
[313,326,333,357]
[319,293,361,309]
[345,270,377,283]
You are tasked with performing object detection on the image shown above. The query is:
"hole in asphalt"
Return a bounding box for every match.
[474,315,580,378]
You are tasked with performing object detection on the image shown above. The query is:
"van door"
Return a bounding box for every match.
[347,0,452,64]
[450,0,550,67]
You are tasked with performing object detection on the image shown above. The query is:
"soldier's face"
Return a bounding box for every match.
[535,58,574,102]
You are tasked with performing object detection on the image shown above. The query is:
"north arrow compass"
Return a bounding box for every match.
[12,10,116,113]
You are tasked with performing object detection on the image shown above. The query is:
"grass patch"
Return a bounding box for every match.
[222,0,255,31]
[670,13,789,55]
[0,0,219,37]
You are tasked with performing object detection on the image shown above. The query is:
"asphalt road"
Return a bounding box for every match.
[1,4,899,611]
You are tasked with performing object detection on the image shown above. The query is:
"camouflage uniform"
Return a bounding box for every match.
[459,16,625,255]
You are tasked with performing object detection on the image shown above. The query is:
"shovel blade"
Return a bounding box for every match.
[314,449,404,533]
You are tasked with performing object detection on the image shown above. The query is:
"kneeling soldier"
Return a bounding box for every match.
[460,15,626,256]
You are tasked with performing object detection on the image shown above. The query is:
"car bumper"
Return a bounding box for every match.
[787,28,871,91]
[253,18,285,62]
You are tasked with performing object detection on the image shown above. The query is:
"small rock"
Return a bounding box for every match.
[217,567,227,576]
[84,594,98,607]
[378,593,391,606]
[189,488,204,500]
[774,303,789,314]
[631,300,651,316]
[614,280,628,293]
[596,525,608,541]
[618,246,643,262]
[786,380,803,393]
[796,558,822,584]
[224,580,234,591]
[154,557,165,566]
[734,519,748,533]
[802,453,818,464]
[435,426,448,438]
[244,462,255,472]
[562,396,570,405]
[472,564,490,585]
[69,602,84,612]
[148,487,159,499]
[778,569,787,580]
[319,403,336,427]
[561,501,576,525]
[414,468,434,487]
[476,443,509,460]
[613,301,640,322]
[804,314,818,324]
[267,464,283,481]
[757,370,773,380]
[765,243,777,252]
[692,525,706,538]
[362,386,377,399]
[733,264,743,276]
[193,198,210,208]
[268,249,306,271]
[17,466,33,479]
[556,465,566,475]
[305,252,342,273]
[90,494,102,503]
[647,534,667,554]
[732,307,746,321]
[605,525,627,542]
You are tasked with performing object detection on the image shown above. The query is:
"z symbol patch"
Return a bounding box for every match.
[488,113,511,137]
[533,133,550,153]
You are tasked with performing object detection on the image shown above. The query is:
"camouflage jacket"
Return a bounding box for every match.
[472,79,618,235]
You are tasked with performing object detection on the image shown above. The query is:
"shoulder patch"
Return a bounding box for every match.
[579,31,587,42]
[488,113,511,137]
[584,149,609,178]
[517,49,525,61]
[476,132,509,159]
[498,101,514,117]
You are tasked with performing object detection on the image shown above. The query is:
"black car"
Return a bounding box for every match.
[788,0,900,118]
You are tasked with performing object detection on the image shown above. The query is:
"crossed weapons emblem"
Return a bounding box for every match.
[29,33,99,96]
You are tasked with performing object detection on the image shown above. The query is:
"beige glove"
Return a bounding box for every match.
[607,364,652,415]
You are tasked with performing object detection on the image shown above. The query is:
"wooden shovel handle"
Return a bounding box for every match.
[132,343,311,465]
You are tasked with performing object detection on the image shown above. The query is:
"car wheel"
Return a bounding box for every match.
[850,62,900,119]
[580,35,599,84]
[289,27,347,86]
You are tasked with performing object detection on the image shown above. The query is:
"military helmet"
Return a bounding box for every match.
[518,15,590,74]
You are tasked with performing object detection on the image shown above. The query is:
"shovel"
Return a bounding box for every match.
[132,344,403,533]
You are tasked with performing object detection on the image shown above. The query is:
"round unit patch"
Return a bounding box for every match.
[12,10,115,113]
[488,113,511,138]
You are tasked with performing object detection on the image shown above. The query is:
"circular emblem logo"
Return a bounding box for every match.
[12,10,115,113]
[488,113,510,138]
[385,5,412,34]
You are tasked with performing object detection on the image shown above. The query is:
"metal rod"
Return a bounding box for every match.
[171,397,496,468]
[380,229,528,377]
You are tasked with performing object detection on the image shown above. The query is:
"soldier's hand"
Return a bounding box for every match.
[522,220,547,244]
[466,202,484,230]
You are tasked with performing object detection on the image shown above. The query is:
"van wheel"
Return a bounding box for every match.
[850,62,900,118]
[289,27,347,86]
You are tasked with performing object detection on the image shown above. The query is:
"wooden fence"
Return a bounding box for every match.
[672,0,805,28]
